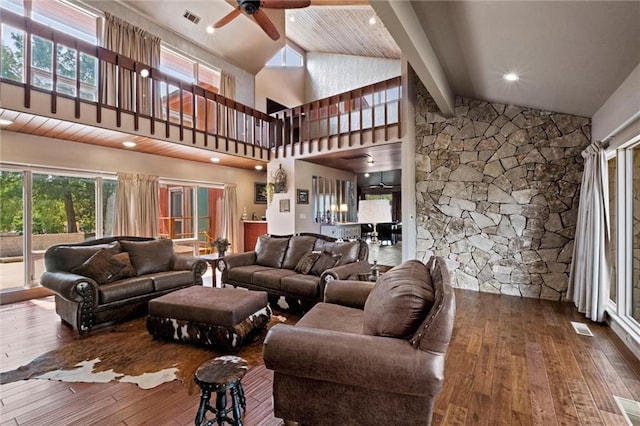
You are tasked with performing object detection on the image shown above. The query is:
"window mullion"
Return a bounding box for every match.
[23,170,34,287]
[96,176,103,239]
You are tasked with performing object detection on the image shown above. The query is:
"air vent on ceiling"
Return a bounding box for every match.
[614,396,640,425]
[570,321,594,337]
[183,10,201,24]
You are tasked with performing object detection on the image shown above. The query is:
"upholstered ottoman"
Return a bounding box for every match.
[146,286,271,351]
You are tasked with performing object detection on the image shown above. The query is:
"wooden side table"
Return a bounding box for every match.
[199,254,223,288]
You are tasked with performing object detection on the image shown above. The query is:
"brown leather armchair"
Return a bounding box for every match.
[263,256,456,426]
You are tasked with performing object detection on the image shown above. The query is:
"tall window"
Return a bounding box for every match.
[608,157,617,303]
[1,24,24,83]
[632,148,640,321]
[31,0,98,44]
[159,47,221,127]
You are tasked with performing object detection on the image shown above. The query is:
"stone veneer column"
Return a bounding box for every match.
[415,81,590,300]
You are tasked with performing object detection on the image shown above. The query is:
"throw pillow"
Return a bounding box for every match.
[363,260,435,339]
[120,239,174,276]
[112,251,136,279]
[255,236,289,268]
[294,251,321,274]
[71,248,129,285]
[309,252,342,277]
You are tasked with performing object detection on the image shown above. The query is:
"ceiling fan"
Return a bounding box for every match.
[214,0,311,41]
[368,171,394,189]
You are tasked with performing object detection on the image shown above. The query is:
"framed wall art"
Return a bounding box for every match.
[297,189,309,204]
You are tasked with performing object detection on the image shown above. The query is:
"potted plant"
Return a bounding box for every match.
[265,182,275,205]
[213,237,231,256]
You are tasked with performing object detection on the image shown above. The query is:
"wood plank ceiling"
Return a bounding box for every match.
[0,109,265,170]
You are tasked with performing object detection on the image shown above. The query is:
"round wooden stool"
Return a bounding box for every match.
[194,356,248,426]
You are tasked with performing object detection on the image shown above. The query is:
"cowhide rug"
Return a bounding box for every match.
[0,311,294,395]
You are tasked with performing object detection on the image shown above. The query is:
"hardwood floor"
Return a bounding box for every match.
[1,290,639,425]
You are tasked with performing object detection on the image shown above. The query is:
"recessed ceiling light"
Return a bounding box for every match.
[0,118,13,126]
[289,15,296,22]
[205,25,215,34]
[503,73,519,82]
[139,69,149,78]
[122,141,137,148]
[210,157,220,163]
[255,165,263,170]
[367,157,375,166]
[369,16,376,25]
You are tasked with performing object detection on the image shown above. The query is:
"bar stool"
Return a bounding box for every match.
[194,356,248,426]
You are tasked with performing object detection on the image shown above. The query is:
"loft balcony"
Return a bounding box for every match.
[0,10,402,167]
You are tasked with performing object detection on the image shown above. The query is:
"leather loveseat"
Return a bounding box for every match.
[40,236,208,334]
[219,233,371,309]
[263,256,456,425]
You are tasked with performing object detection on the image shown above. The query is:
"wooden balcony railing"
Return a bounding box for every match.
[271,76,402,158]
[1,10,402,161]
[0,10,274,159]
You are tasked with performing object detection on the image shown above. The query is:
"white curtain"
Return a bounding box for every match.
[219,70,236,139]
[113,172,159,237]
[567,142,610,322]
[102,13,161,115]
[221,183,239,253]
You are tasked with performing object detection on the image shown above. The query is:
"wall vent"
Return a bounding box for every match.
[183,10,201,24]
[571,321,594,337]
[614,396,640,425]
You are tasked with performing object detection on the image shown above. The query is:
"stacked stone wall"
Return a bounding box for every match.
[415,81,590,300]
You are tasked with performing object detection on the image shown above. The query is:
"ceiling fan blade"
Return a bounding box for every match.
[262,0,311,9]
[214,6,242,28]
[253,8,280,40]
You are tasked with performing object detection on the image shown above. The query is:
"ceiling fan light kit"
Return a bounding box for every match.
[214,0,311,41]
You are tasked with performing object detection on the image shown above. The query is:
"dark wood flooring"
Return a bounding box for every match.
[1,289,639,425]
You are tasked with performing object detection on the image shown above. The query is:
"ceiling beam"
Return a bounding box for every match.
[370,0,455,117]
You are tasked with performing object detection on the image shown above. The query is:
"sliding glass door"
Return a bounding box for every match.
[608,138,640,332]
[0,166,112,291]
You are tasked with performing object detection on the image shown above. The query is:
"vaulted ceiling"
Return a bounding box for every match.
[113,0,639,174]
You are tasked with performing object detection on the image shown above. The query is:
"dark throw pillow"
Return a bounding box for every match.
[120,239,174,275]
[71,248,129,285]
[294,252,321,275]
[112,251,136,279]
[309,252,342,277]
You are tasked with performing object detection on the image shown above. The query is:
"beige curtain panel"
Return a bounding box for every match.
[567,142,611,322]
[221,183,239,253]
[101,13,161,115]
[218,70,236,140]
[113,172,160,237]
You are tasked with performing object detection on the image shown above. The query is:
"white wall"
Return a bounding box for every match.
[0,131,267,219]
[255,67,305,113]
[592,63,640,148]
[264,157,355,236]
[86,1,255,107]
[305,53,401,102]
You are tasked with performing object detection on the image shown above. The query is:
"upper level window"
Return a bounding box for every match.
[31,0,98,44]
[266,45,303,67]
[1,0,24,15]
[160,47,195,83]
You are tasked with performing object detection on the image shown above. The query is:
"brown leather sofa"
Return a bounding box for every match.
[40,236,208,334]
[219,233,371,308]
[263,256,456,426]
